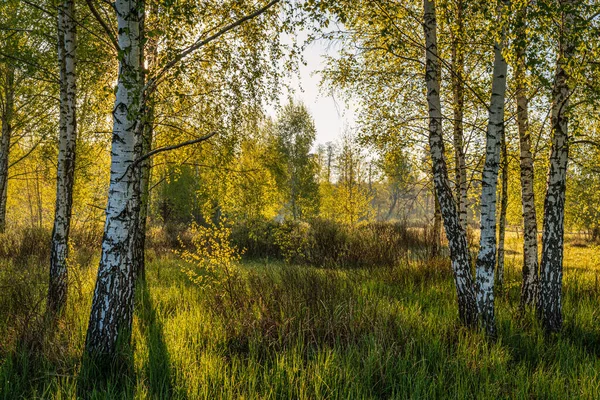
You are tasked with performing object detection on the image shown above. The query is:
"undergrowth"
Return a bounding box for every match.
[0,229,599,398]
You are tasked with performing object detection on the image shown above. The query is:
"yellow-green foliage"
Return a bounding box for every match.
[273,220,313,264]
[176,220,242,291]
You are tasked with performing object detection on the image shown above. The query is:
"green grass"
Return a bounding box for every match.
[2,238,600,399]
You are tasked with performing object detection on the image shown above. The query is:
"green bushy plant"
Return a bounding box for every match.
[176,219,243,304]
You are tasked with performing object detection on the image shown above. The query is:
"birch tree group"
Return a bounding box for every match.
[3,0,291,360]
[2,0,600,377]
[81,0,285,358]
[311,0,600,334]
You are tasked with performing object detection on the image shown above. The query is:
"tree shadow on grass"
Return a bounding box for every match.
[137,279,182,399]
[76,279,179,399]
[561,321,600,357]
[77,334,136,399]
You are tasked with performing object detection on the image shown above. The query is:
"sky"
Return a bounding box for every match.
[266,36,357,147]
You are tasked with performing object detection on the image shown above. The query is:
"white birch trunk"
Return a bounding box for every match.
[49,0,77,315]
[515,8,538,309]
[475,30,507,337]
[538,0,575,333]
[86,0,144,356]
[423,0,478,327]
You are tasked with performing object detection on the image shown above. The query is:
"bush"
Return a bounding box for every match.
[227,218,433,268]
[176,219,243,306]
[0,227,50,266]
[273,220,313,264]
[230,219,280,260]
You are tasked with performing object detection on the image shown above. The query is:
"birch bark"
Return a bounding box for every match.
[85,0,144,356]
[49,0,77,315]
[515,7,538,309]
[423,0,478,327]
[133,102,153,280]
[538,0,575,333]
[475,26,507,337]
[432,190,441,256]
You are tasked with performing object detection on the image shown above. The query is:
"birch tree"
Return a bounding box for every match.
[423,0,478,327]
[85,0,144,355]
[449,0,468,232]
[474,4,508,336]
[48,0,77,315]
[496,126,508,288]
[537,0,577,333]
[85,0,282,358]
[514,4,538,309]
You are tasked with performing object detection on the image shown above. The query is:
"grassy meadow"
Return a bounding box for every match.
[1,229,600,399]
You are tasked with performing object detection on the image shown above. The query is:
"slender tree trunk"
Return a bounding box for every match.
[451,0,468,232]
[538,0,575,333]
[133,102,153,280]
[86,0,144,357]
[0,67,14,234]
[475,20,507,337]
[432,189,441,256]
[386,187,398,220]
[49,0,77,315]
[35,169,43,227]
[496,127,508,288]
[132,11,156,281]
[516,6,538,310]
[423,0,478,327]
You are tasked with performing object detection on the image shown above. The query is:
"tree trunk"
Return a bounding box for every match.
[423,0,478,327]
[538,0,575,333]
[475,23,507,337]
[85,0,144,357]
[516,5,538,310]
[451,0,468,232]
[432,189,441,256]
[133,102,153,280]
[496,127,508,288]
[132,11,156,281]
[0,66,14,234]
[49,0,77,315]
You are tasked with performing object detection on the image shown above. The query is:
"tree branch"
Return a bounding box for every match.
[147,0,280,91]
[132,131,218,167]
[572,139,600,148]
[19,0,55,17]
[85,0,120,52]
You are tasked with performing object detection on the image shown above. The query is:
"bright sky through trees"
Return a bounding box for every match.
[266,33,356,146]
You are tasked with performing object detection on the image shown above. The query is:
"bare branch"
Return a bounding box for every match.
[572,139,600,148]
[133,131,218,167]
[147,0,280,91]
[85,0,120,52]
[19,0,55,17]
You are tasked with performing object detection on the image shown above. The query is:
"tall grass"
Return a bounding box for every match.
[1,228,600,398]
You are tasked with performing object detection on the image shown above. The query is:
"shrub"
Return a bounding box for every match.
[176,219,243,305]
[0,227,51,267]
[230,219,280,259]
[233,218,432,268]
[273,220,314,264]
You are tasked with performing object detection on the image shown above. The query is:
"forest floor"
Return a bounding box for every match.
[2,233,600,399]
